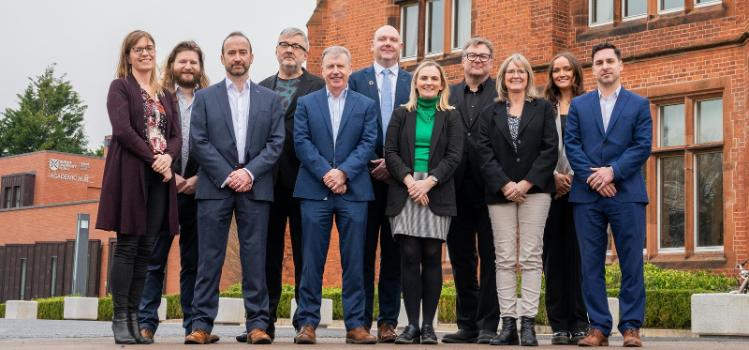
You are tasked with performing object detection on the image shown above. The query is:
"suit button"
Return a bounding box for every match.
[517,140,522,144]
[467,132,471,136]
[516,158,520,162]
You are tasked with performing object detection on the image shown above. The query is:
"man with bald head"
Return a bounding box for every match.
[348,24,412,343]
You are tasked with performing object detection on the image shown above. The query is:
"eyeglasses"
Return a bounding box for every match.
[506,69,527,76]
[464,52,491,62]
[131,46,155,55]
[278,42,307,52]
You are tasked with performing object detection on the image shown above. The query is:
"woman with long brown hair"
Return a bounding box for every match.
[96,30,181,344]
[542,52,589,345]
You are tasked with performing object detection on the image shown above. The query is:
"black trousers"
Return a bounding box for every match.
[110,167,167,316]
[363,180,401,327]
[398,236,442,327]
[265,183,303,328]
[446,199,499,332]
[542,194,588,332]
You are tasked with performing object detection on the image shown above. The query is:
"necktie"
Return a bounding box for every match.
[380,69,394,142]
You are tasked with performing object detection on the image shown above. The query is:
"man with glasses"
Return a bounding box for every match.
[235,27,324,343]
[348,24,412,343]
[442,37,500,344]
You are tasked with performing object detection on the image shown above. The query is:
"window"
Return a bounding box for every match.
[426,0,445,55]
[695,0,721,7]
[401,3,419,58]
[624,0,648,19]
[452,0,471,49]
[660,0,684,13]
[13,186,21,207]
[19,258,28,300]
[590,0,614,25]
[653,96,724,253]
[3,187,11,208]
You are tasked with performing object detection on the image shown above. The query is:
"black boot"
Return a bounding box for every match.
[420,324,438,344]
[490,317,519,345]
[519,316,538,346]
[128,312,153,344]
[112,313,137,344]
[395,324,420,344]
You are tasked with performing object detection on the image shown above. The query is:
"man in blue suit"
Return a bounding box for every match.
[186,32,284,345]
[293,45,378,345]
[564,42,651,348]
[348,25,412,342]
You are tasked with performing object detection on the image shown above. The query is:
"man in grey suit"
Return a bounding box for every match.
[186,31,284,345]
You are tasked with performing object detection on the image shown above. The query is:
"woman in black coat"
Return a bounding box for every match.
[384,60,464,344]
[97,30,180,344]
[476,53,557,346]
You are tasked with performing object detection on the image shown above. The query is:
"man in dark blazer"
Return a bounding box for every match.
[235,27,323,342]
[565,43,652,347]
[138,40,209,341]
[186,32,284,345]
[347,24,412,342]
[293,46,378,345]
[443,37,500,344]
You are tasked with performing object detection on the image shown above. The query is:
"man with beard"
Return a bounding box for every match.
[442,37,500,344]
[234,28,323,342]
[347,25,411,342]
[137,40,210,342]
[185,31,284,345]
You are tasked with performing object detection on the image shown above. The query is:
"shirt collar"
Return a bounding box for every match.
[463,80,487,94]
[326,86,349,99]
[373,61,398,76]
[225,77,251,93]
[598,85,622,100]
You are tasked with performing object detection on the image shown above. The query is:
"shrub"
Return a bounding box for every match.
[605,263,734,291]
[166,294,183,319]
[36,297,65,320]
[98,296,112,321]
[0,303,5,318]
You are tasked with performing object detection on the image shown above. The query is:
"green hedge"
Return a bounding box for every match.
[0,303,5,318]
[36,297,64,320]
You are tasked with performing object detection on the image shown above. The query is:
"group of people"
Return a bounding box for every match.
[97,23,651,348]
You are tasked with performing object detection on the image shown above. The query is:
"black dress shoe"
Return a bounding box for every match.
[442,328,478,343]
[551,330,571,345]
[477,329,497,344]
[490,317,519,345]
[236,330,247,343]
[571,330,587,344]
[394,324,420,344]
[519,316,538,346]
[421,324,438,345]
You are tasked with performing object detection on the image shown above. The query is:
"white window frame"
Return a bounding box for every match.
[589,0,614,27]
[425,0,444,56]
[622,0,648,21]
[400,2,419,60]
[658,0,684,15]
[694,0,722,9]
[693,152,724,252]
[656,156,686,253]
[451,0,471,51]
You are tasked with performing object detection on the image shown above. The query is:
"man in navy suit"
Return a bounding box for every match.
[186,32,284,345]
[293,45,378,345]
[348,25,412,342]
[564,42,651,348]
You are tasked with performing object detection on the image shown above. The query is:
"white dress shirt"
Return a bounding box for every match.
[598,85,621,132]
[373,61,398,104]
[175,86,194,175]
[221,78,253,188]
[327,87,348,146]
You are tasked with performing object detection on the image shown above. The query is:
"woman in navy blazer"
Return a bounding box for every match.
[476,53,557,346]
[96,30,180,345]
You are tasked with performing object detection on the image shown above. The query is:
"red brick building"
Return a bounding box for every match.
[303,0,749,276]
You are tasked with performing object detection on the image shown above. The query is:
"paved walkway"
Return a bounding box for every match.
[1,319,747,349]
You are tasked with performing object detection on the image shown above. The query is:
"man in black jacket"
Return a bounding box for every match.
[236,27,324,343]
[442,37,500,344]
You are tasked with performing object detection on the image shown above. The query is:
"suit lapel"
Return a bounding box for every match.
[395,69,410,105]
[605,89,630,135]
[405,109,416,167]
[454,83,470,130]
[246,83,262,154]
[338,91,356,138]
[315,90,334,141]
[365,67,380,106]
[216,80,237,143]
[589,92,606,136]
[494,104,513,146]
[517,99,537,136]
[428,110,446,161]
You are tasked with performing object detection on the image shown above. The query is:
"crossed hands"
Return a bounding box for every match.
[152,154,173,183]
[501,180,533,203]
[323,169,347,194]
[404,174,435,207]
[227,169,253,192]
[554,173,572,199]
[587,166,617,198]
[175,175,197,194]
[370,158,390,181]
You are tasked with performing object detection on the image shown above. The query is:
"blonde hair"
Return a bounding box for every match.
[403,61,454,112]
[115,30,163,95]
[495,53,539,102]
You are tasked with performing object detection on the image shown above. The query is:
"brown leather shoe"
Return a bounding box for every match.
[185,329,216,344]
[622,328,642,347]
[139,328,154,342]
[377,323,397,343]
[578,328,609,347]
[294,325,317,344]
[247,328,272,344]
[346,326,377,344]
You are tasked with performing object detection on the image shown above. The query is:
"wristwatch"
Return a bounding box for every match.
[428,175,439,184]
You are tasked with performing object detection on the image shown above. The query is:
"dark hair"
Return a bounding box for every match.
[162,41,210,92]
[222,31,252,54]
[591,42,621,61]
[544,52,585,107]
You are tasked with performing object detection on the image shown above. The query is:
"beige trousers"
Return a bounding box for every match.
[488,193,551,318]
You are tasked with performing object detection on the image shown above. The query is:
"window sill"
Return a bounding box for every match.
[401,51,463,71]
[648,251,727,269]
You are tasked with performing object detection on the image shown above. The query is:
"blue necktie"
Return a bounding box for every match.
[380,69,394,143]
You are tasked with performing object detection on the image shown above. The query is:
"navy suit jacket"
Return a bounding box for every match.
[564,88,652,204]
[292,88,377,202]
[348,65,412,157]
[190,79,285,201]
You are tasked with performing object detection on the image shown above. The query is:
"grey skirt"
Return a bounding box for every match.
[389,172,452,241]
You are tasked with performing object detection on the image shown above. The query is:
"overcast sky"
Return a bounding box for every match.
[0,0,317,149]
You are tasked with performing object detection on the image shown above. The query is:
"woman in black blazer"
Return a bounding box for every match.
[476,53,557,346]
[384,60,464,344]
